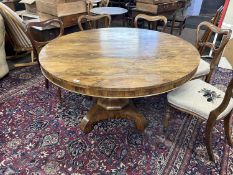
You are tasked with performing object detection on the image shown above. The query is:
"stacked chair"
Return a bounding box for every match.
[0,2,64,100]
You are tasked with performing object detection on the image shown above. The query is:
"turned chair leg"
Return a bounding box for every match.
[163,102,171,129]
[45,78,49,89]
[224,111,233,147]
[205,120,215,161]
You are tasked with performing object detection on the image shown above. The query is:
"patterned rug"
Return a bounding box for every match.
[0,65,232,175]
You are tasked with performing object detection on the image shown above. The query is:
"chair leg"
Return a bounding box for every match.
[45,79,49,89]
[14,51,37,67]
[57,88,62,102]
[179,23,183,35]
[205,73,212,83]
[31,51,35,63]
[163,102,171,129]
[205,120,215,161]
[224,112,233,147]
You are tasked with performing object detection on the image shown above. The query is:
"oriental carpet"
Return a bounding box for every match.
[0,65,232,175]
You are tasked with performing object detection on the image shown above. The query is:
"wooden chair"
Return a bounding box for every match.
[0,2,33,67]
[134,14,167,32]
[167,12,187,35]
[78,14,111,31]
[199,6,224,55]
[164,44,233,161]
[167,0,187,35]
[26,19,64,101]
[192,21,231,82]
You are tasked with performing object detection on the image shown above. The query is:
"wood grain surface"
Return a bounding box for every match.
[39,27,200,98]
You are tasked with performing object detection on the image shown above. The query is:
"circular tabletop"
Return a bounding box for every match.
[90,7,128,15]
[39,28,200,98]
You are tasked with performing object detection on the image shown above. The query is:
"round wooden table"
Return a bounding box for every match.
[39,28,200,133]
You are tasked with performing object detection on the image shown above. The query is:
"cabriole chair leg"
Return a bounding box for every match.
[205,120,215,161]
[45,78,49,89]
[163,102,171,130]
[224,111,233,147]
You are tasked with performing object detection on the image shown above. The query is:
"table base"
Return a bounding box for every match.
[80,98,148,133]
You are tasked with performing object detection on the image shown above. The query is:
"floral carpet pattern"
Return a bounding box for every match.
[0,65,233,175]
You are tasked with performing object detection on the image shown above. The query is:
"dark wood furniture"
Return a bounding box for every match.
[167,11,186,35]
[134,14,167,32]
[38,13,87,29]
[36,0,88,28]
[109,0,128,7]
[78,14,111,31]
[26,19,64,101]
[39,28,200,133]
[131,0,185,29]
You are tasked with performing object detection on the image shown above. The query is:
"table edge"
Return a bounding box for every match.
[41,66,198,98]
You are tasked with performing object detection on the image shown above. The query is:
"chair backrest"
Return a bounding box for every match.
[209,54,233,121]
[134,14,167,32]
[26,19,64,62]
[199,6,223,55]
[0,2,32,52]
[196,21,232,82]
[78,14,111,31]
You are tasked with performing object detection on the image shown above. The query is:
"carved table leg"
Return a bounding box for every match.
[80,98,148,133]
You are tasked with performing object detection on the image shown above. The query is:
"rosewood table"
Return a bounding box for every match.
[39,28,200,133]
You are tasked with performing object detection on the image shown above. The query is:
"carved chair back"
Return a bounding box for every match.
[199,6,224,55]
[78,14,111,31]
[26,19,64,63]
[134,14,167,32]
[209,54,233,122]
[0,2,32,52]
[196,21,232,82]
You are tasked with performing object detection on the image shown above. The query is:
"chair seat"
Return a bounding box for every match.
[168,79,233,120]
[193,59,210,79]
